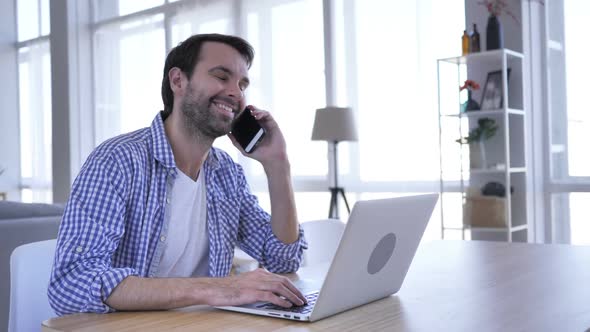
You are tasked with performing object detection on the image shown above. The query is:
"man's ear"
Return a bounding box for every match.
[168,67,186,95]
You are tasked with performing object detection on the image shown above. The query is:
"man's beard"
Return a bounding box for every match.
[180,86,232,140]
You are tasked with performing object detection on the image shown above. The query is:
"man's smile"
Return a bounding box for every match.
[212,100,236,119]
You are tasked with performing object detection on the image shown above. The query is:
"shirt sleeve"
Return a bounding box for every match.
[48,153,138,316]
[234,164,308,274]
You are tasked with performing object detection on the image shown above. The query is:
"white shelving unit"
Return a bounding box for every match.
[437,49,529,242]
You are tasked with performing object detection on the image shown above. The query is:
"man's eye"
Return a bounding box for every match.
[215,75,228,81]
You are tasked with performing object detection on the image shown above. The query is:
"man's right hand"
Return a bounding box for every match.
[105,268,307,311]
[203,268,307,308]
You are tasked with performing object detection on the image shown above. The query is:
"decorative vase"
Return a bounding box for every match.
[461,90,480,113]
[486,15,503,50]
[469,140,488,169]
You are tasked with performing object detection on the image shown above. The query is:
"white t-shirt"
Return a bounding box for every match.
[155,170,209,277]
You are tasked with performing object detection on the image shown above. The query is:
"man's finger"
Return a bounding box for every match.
[281,277,307,304]
[257,290,292,308]
[261,281,304,306]
[255,274,306,305]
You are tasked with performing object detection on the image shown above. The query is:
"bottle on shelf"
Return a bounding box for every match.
[470,23,480,53]
[462,30,470,55]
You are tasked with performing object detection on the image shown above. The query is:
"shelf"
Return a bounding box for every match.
[467,167,526,174]
[438,49,529,243]
[443,224,527,233]
[438,49,524,65]
[441,108,524,118]
[467,224,528,233]
[442,226,467,231]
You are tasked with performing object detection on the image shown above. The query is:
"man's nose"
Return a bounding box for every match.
[226,82,244,101]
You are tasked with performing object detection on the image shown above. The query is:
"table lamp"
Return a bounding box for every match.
[311,107,358,219]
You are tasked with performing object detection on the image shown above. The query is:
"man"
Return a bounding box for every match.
[48,33,308,316]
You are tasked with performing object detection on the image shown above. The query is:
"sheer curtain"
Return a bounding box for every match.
[563,1,590,245]
[93,14,166,145]
[18,41,53,202]
[549,1,590,245]
[15,0,52,202]
[331,0,464,239]
[241,0,328,223]
[332,0,465,185]
[89,0,464,229]
[91,0,329,222]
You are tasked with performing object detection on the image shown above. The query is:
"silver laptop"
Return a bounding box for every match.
[217,193,438,322]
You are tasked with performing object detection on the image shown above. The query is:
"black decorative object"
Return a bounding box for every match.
[486,15,503,50]
[470,23,480,53]
[481,181,514,198]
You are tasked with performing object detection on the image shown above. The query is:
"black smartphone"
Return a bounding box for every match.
[230,107,265,153]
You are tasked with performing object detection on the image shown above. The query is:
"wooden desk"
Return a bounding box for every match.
[42,240,590,331]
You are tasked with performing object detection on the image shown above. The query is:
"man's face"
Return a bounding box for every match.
[179,41,250,139]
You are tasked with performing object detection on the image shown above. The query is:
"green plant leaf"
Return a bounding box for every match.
[456,117,498,144]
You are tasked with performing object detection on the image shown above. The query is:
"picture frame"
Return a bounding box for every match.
[480,69,511,110]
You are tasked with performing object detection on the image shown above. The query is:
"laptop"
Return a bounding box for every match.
[217,193,438,322]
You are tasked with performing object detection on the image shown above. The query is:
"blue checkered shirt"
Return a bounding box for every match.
[48,112,307,316]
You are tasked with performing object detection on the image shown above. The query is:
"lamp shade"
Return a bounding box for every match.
[311,107,358,142]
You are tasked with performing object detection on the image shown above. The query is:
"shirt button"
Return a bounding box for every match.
[75,246,84,253]
[166,197,170,204]
[160,235,166,242]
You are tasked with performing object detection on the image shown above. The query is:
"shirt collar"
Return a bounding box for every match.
[150,111,176,169]
[150,111,222,170]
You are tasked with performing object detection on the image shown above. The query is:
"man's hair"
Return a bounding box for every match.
[161,33,254,116]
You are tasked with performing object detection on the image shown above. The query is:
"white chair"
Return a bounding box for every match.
[8,239,57,332]
[300,219,345,267]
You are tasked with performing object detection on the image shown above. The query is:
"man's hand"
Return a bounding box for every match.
[106,269,307,311]
[228,106,288,166]
[228,106,300,245]
[205,268,307,307]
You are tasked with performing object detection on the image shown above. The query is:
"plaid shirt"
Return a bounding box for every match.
[48,112,306,316]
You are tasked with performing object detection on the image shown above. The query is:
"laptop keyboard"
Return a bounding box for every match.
[255,291,319,314]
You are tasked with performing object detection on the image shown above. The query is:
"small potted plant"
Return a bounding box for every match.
[456,117,498,169]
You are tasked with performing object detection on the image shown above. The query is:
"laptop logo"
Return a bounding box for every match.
[367,233,397,275]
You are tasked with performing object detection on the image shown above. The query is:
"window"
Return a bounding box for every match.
[338,0,464,183]
[330,0,463,239]
[92,0,165,21]
[16,0,587,244]
[17,0,52,202]
[17,0,50,41]
[561,1,590,177]
[91,0,329,221]
[242,0,327,178]
[93,14,166,145]
[88,0,463,234]
[546,0,590,244]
